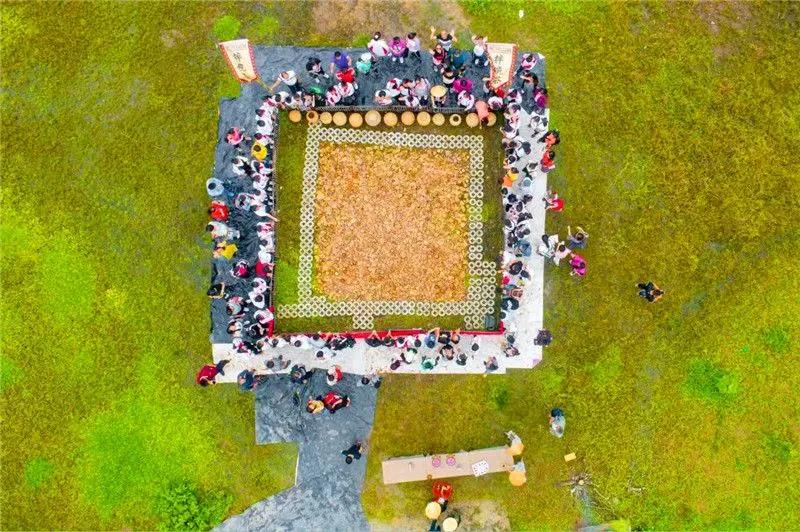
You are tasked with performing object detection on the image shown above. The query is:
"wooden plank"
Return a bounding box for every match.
[382,447,515,484]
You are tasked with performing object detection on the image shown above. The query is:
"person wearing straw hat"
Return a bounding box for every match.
[441,512,461,532]
[430,85,447,108]
[425,501,442,520]
[407,32,422,61]
[508,460,527,486]
[505,430,525,455]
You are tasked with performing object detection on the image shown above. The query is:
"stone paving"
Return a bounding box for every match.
[217,371,378,532]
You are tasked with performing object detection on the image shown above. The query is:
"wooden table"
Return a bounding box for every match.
[382,446,515,484]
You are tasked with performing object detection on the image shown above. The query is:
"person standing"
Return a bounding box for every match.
[407,32,422,61]
[430,26,457,53]
[368,32,391,62]
[549,408,566,437]
[389,36,409,64]
[269,70,303,93]
[329,51,352,74]
[342,441,363,464]
[471,35,488,66]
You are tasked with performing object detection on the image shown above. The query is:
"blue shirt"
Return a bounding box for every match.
[333,53,350,69]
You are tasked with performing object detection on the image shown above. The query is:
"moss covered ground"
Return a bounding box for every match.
[1,1,799,529]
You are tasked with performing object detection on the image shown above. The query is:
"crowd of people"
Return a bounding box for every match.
[261,27,546,115]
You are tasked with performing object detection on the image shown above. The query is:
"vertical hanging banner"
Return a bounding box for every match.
[219,39,259,82]
[486,42,518,91]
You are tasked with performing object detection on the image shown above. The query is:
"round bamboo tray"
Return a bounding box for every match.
[320,112,333,125]
[306,110,319,124]
[432,113,446,126]
[365,110,382,126]
[288,110,302,123]
[416,111,431,126]
[449,113,462,126]
[466,113,480,127]
[348,113,363,127]
[384,112,398,127]
[486,112,497,127]
[333,111,347,126]
[401,111,416,126]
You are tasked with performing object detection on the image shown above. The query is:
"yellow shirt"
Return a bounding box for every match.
[503,171,519,188]
[217,242,237,260]
[251,142,268,161]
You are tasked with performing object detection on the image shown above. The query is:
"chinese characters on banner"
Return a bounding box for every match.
[486,42,518,91]
[219,39,259,82]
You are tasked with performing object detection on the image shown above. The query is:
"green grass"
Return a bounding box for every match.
[272,113,504,333]
[2,1,799,530]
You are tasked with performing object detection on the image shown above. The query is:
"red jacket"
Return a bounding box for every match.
[210,201,229,221]
[196,364,218,384]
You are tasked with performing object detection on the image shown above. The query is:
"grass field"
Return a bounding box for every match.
[1,1,799,530]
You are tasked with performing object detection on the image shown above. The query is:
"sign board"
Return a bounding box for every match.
[486,42,518,91]
[219,39,259,82]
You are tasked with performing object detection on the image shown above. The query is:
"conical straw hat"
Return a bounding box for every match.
[348,113,363,127]
[509,469,527,486]
[442,517,459,532]
[431,85,447,98]
[365,110,382,126]
[384,112,398,126]
[425,501,442,520]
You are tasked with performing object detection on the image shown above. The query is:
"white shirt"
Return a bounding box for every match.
[368,39,390,57]
[280,71,298,85]
[458,92,475,110]
[407,37,421,53]
[338,82,355,98]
